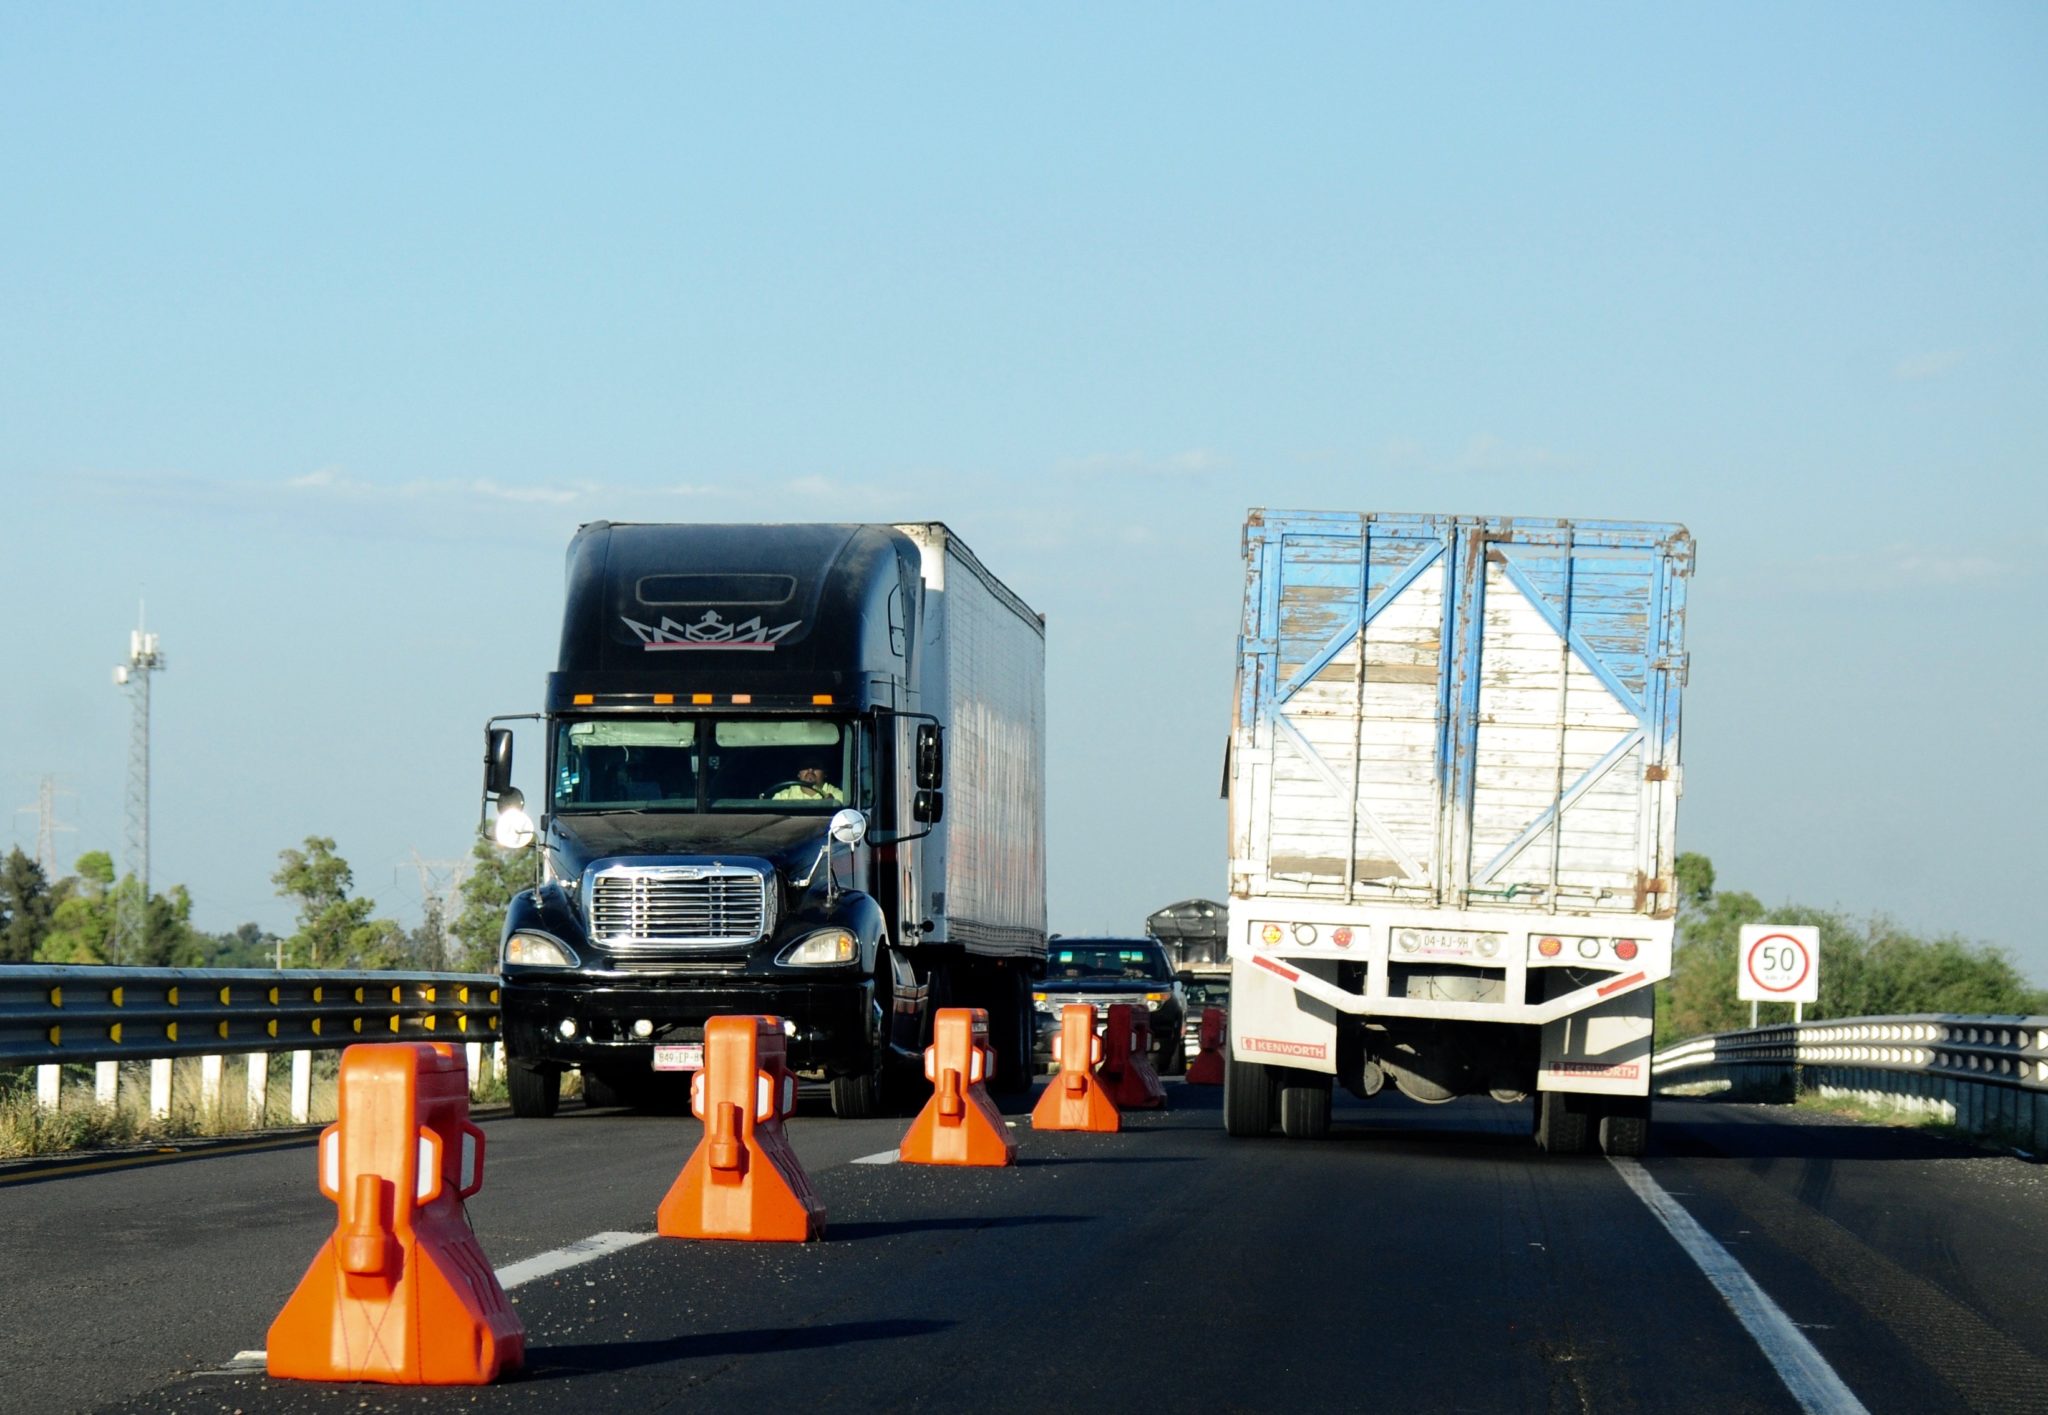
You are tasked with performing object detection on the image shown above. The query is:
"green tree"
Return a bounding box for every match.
[449,829,532,973]
[1659,854,2048,1045]
[0,847,56,963]
[273,837,407,969]
[37,851,117,964]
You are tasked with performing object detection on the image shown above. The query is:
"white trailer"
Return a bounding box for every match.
[1223,510,1694,1154]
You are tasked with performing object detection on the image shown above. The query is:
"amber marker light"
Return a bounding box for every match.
[812,694,834,705]
[1537,936,1563,958]
[732,694,753,704]
[692,693,713,705]
[1260,923,1283,946]
[653,693,674,705]
[572,693,594,706]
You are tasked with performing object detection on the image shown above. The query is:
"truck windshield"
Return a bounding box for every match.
[551,716,857,813]
[1046,941,1172,981]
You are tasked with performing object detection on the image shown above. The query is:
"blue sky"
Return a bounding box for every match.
[3,6,2043,978]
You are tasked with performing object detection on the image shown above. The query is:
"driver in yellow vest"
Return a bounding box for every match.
[773,764,845,804]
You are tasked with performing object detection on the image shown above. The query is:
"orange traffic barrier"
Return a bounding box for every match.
[1030,1003,1120,1133]
[1098,1002,1168,1110]
[268,1042,523,1385]
[1186,1006,1227,1086]
[657,1014,826,1242]
[899,1007,1016,1166]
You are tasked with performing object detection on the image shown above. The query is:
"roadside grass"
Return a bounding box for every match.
[3,1049,523,1160]
[1792,1089,2033,1153]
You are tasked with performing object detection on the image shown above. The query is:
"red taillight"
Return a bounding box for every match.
[1614,939,1640,961]
[1537,937,1562,958]
[1332,927,1354,948]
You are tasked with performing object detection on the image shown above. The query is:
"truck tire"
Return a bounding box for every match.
[829,1070,882,1119]
[987,967,1035,1097]
[1159,1027,1188,1076]
[1534,1091,1589,1154]
[508,1061,561,1119]
[1598,1098,1652,1158]
[1223,1054,1277,1137]
[1278,1073,1332,1140]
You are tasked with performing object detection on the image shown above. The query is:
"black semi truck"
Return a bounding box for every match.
[482,521,1047,1118]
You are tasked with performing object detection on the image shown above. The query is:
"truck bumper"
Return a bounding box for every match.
[504,975,873,1075]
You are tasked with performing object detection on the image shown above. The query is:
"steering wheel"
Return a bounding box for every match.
[761,781,812,798]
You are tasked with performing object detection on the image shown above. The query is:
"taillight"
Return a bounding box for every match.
[1537,937,1562,958]
[1615,939,1640,961]
[1331,927,1354,948]
[1260,923,1283,946]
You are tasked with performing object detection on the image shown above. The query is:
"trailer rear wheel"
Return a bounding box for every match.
[1598,1098,1652,1158]
[1534,1090,1589,1154]
[1223,1054,1277,1136]
[508,1061,561,1119]
[1278,1073,1332,1140]
[987,967,1036,1096]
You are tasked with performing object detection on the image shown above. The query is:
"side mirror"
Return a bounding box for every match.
[912,789,943,824]
[916,723,943,790]
[485,728,515,797]
[829,808,868,846]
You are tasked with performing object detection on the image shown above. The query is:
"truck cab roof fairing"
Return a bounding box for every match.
[552,522,923,699]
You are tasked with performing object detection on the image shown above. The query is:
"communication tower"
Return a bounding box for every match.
[112,612,166,963]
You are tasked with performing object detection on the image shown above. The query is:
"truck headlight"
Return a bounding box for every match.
[1144,992,1169,1009]
[504,932,579,968]
[779,929,857,966]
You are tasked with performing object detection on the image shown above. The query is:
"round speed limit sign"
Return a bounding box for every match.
[1738,924,1819,1004]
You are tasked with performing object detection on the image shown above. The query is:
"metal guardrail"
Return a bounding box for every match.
[1652,1014,2048,1151]
[0,966,502,1068]
[1653,1015,2048,1091]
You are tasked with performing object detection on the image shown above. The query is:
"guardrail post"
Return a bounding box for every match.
[95,1061,119,1108]
[200,1055,224,1115]
[37,1064,60,1111]
[149,1058,173,1119]
[245,1052,269,1122]
[290,1050,312,1124]
[465,1042,484,1097]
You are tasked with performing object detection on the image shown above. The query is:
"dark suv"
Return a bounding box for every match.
[1031,937,1187,1075]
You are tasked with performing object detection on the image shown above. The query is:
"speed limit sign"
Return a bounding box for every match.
[1738,924,1820,1004]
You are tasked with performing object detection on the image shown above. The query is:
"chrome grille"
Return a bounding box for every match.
[588,865,769,950]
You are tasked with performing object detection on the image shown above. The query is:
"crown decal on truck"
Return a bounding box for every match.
[623,611,802,651]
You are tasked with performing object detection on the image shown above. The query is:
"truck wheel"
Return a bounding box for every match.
[1278,1073,1332,1140]
[1223,1054,1277,1136]
[829,1068,882,1119]
[987,967,1035,1097]
[1159,1029,1188,1076]
[1534,1091,1589,1154]
[508,1062,561,1119]
[1598,1098,1652,1158]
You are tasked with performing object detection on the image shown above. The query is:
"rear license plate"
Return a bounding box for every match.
[652,1042,703,1072]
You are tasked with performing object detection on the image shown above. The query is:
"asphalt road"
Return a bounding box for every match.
[4,1083,2046,1414]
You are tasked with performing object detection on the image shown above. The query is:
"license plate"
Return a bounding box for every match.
[653,1042,704,1072]
[1393,928,1505,960]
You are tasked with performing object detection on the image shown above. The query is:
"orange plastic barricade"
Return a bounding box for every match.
[268,1042,523,1385]
[1030,1003,1120,1133]
[1098,1002,1168,1111]
[1186,1006,1227,1086]
[657,1014,826,1242]
[899,1007,1016,1166]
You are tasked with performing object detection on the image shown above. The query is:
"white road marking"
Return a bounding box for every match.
[851,1148,899,1165]
[494,1230,657,1290]
[1609,1157,1868,1415]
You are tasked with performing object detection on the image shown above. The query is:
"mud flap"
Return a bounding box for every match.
[1229,956,1338,1077]
[1539,985,1652,1097]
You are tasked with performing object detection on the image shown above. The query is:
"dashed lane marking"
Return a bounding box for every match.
[851,1148,899,1165]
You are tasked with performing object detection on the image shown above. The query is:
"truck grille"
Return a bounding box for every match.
[588,865,770,951]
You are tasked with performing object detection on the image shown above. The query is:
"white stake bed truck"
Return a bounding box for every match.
[1223,510,1693,1154]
